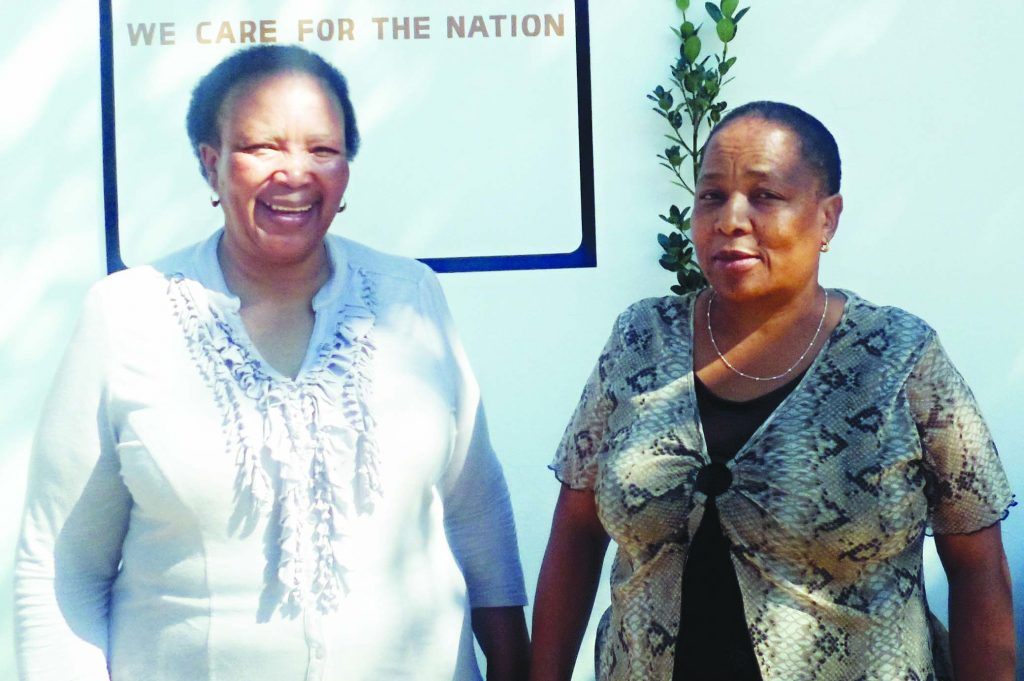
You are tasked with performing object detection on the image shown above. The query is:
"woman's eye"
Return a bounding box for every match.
[312,146,341,157]
[698,190,723,201]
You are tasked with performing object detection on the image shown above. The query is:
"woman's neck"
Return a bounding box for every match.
[694,282,844,402]
[217,236,330,308]
[707,283,825,341]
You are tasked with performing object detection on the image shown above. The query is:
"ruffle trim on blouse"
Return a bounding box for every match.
[166,269,380,615]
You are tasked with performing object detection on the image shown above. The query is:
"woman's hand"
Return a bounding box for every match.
[472,606,530,681]
[529,485,610,681]
[935,523,1016,680]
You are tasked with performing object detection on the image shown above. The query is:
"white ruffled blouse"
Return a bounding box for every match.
[16,232,527,681]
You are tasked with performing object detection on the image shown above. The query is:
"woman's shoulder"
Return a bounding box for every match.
[328,234,434,286]
[85,262,176,311]
[613,291,697,335]
[838,289,936,341]
[56,265,180,357]
[76,236,222,329]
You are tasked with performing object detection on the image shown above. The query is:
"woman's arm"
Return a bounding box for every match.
[472,606,530,680]
[15,286,131,680]
[529,485,610,681]
[935,524,1015,681]
[903,335,1016,678]
[440,402,530,677]
[441,403,529,678]
[417,271,530,676]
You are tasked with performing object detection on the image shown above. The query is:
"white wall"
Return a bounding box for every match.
[2,2,1021,680]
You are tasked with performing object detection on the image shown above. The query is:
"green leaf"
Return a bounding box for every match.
[720,0,739,18]
[661,256,679,272]
[676,0,690,11]
[705,3,723,22]
[718,56,737,74]
[657,233,670,248]
[716,16,736,42]
[681,20,696,37]
[679,268,707,292]
[665,145,683,166]
[734,7,750,24]
[683,35,702,63]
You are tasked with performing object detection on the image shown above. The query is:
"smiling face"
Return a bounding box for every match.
[692,116,842,305]
[199,71,350,268]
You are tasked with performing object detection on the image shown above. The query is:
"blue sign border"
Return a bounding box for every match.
[99,1,596,274]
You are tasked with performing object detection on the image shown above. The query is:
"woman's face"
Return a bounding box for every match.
[200,71,350,267]
[692,117,842,304]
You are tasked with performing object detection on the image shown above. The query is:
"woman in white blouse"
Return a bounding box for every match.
[16,44,528,680]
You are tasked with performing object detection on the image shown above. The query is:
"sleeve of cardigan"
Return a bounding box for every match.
[905,333,1015,535]
[15,283,132,680]
[548,309,627,491]
[419,270,527,609]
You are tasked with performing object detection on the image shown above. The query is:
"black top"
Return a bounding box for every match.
[672,372,805,681]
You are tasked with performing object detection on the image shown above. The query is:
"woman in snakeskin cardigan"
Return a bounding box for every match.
[530,102,1015,681]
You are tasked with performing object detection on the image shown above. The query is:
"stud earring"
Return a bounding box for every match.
[337,201,347,214]
[210,194,220,208]
[820,241,830,253]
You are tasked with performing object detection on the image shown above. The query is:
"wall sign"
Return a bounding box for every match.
[100,0,595,273]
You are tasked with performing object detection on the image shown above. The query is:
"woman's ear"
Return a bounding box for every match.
[199,143,220,189]
[821,193,843,243]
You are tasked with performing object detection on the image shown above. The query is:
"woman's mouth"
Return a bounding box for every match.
[255,199,319,231]
[712,250,761,272]
[261,200,315,215]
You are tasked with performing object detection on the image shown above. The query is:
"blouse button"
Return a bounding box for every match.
[695,462,733,497]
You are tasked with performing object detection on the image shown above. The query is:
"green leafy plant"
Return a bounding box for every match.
[649,0,751,294]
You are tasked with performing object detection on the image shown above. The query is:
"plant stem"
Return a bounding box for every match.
[691,120,700,191]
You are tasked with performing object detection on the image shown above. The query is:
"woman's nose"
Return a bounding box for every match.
[272,153,311,185]
[717,193,752,234]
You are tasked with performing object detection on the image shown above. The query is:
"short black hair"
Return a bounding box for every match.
[185,44,360,179]
[707,101,841,195]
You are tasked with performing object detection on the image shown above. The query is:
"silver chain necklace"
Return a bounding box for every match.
[706,289,829,382]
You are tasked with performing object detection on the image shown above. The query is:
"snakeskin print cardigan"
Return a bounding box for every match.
[552,290,1014,681]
